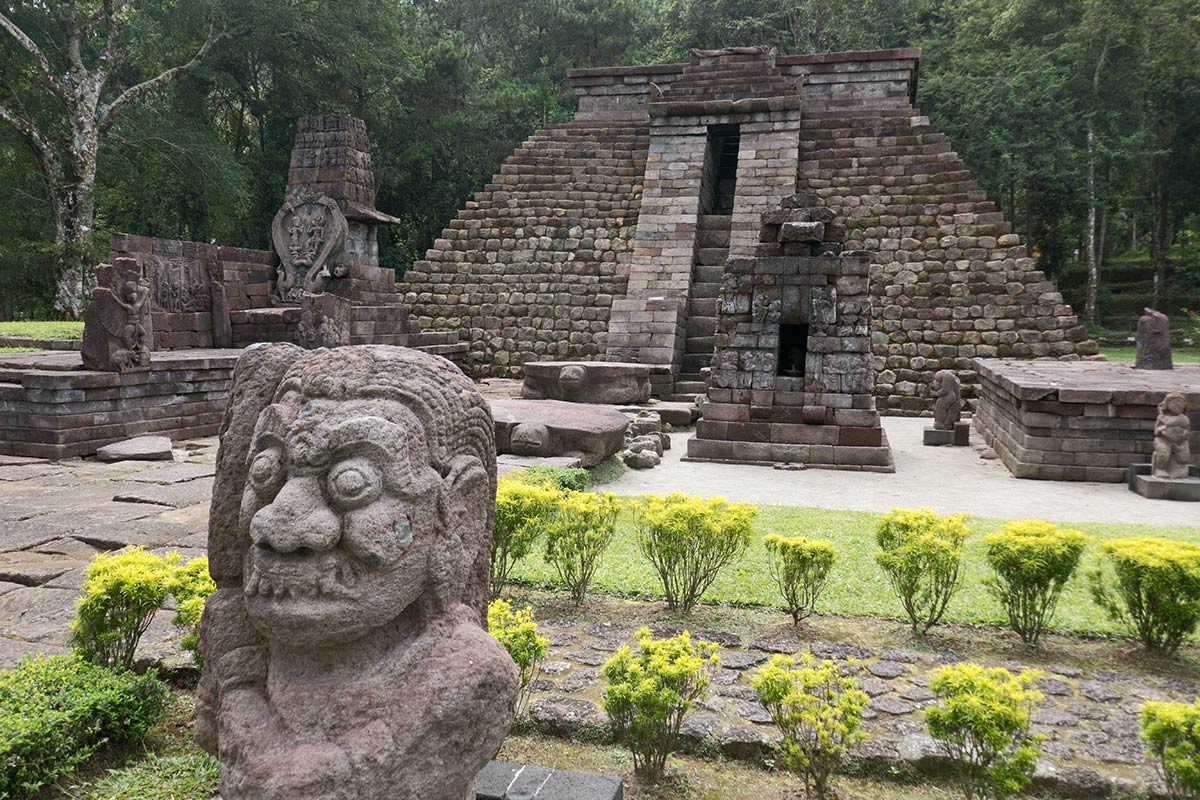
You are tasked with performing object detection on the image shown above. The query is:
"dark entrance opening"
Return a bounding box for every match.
[778,323,809,376]
[703,124,741,215]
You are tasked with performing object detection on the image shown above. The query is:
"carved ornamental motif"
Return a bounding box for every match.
[81,260,153,372]
[270,194,349,305]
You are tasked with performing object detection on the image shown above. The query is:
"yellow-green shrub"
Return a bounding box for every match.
[165,556,215,667]
[874,508,969,634]
[985,521,1088,646]
[543,492,621,605]
[601,628,718,782]
[1141,699,1200,799]
[634,493,756,614]
[926,663,1044,800]
[0,655,168,798]
[493,477,563,598]
[70,547,182,669]
[752,654,868,800]
[764,535,836,625]
[1089,537,1200,655]
[487,599,549,717]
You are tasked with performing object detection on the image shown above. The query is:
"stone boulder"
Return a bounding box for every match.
[522,361,651,405]
[491,399,629,467]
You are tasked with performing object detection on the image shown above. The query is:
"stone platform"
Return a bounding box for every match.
[0,349,240,460]
[974,359,1200,482]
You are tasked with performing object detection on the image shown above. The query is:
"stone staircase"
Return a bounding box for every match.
[673,214,731,400]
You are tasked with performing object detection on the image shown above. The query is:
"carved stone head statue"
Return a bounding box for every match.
[931,369,963,431]
[197,344,517,800]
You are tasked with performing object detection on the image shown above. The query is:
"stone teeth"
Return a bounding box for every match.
[245,576,262,596]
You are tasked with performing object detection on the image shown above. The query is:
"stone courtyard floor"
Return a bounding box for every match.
[1,427,1197,797]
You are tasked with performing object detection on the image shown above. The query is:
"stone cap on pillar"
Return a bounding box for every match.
[285,114,400,226]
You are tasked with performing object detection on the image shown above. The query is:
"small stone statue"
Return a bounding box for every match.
[197,345,518,800]
[1152,392,1192,480]
[931,370,962,430]
[1135,308,1173,370]
[81,260,152,372]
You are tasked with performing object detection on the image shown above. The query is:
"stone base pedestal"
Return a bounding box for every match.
[923,421,970,447]
[476,760,623,800]
[1128,463,1200,501]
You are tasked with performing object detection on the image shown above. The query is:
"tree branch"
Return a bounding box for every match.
[0,103,62,174]
[0,11,69,100]
[97,22,234,133]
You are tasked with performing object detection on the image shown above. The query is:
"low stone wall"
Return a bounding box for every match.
[0,349,238,459]
[973,359,1200,482]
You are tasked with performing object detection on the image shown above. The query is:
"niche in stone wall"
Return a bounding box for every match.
[778,323,809,377]
[701,124,741,215]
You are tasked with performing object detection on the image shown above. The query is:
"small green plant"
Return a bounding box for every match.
[0,654,168,798]
[752,653,868,800]
[70,547,182,669]
[1089,537,1200,655]
[512,465,590,492]
[634,493,756,614]
[492,477,562,599]
[985,521,1088,646]
[487,599,549,717]
[874,508,969,634]
[602,628,718,782]
[165,556,216,667]
[1141,699,1200,799]
[543,492,621,605]
[763,534,836,625]
[925,663,1044,800]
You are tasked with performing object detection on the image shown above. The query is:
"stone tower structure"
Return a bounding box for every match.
[405,47,1097,412]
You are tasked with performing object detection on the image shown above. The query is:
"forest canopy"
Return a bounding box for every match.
[1,0,1197,324]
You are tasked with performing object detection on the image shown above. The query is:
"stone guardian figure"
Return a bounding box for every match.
[1152,392,1192,480]
[1135,308,1173,370]
[196,344,518,800]
[931,370,963,430]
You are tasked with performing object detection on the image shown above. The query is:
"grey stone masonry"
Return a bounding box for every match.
[974,359,1200,481]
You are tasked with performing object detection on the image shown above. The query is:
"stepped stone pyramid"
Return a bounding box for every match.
[404,47,1097,412]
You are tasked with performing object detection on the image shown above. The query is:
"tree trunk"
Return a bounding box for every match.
[1085,124,1099,325]
[1150,184,1169,311]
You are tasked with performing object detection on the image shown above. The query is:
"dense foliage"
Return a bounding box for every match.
[985,521,1089,646]
[875,508,969,634]
[543,491,621,605]
[634,493,756,613]
[487,599,549,717]
[492,478,563,599]
[1141,699,1200,799]
[763,534,836,625]
[1089,537,1200,655]
[602,628,718,781]
[2,0,1196,323]
[0,655,168,798]
[752,654,868,800]
[926,663,1045,800]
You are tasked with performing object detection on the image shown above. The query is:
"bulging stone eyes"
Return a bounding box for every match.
[326,458,383,509]
[249,449,285,496]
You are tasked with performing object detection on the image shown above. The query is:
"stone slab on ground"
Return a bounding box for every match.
[491,399,629,468]
[97,436,176,462]
[0,635,70,669]
[475,761,623,800]
[0,586,78,644]
[126,463,216,485]
[522,361,651,405]
[497,454,584,471]
[71,518,204,551]
[0,551,90,587]
[111,476,215,508]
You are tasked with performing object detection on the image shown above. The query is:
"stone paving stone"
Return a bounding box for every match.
[0,551,88,587]
[810,641,875,660]
[0,464,73,482]
[97,436,175,462]
[750,635,803,653]
[0,586,78,644]
[867,660,910,679]
[0,455,43,466]
[561,668,600,693]
[0,635,70,669]
[718,650,766,670]
[870,696,918,715]
[126,463,216,485]
[71,519,202,550]
[31,537,104,559]
[111,476,215,508]
[0,581,23,596]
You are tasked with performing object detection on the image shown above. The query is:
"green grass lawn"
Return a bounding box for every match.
[0,320,85,339]
[508,503,1200,639]
[1101,344,1200,362]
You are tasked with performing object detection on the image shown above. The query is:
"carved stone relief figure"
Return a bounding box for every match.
[270,194,349,305]
[931,370,963,430]
[82,261,153,372]
[1152,392,1192,480]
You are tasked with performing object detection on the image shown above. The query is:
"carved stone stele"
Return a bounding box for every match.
[1152,392,1192,480]
[298,292,352,349]
[197,344,517,800]
[270,193,349,305]
[931,370,963,430]
[1135,308,1173,370]
[81,260,153,372]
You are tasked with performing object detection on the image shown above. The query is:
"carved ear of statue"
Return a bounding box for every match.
[434,454,493,620]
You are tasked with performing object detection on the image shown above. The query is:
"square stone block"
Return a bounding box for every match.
[1131,468,1200,502]
[923,421,971,447]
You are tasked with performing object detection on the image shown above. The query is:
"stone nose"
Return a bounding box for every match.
[250,476,341,554]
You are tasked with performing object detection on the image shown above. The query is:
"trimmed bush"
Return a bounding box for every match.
[752,653,868,800]
[634,493,756,614]
[602,628,718,782]
[543,492,621,605]
[1142,699,1200,799]
[985,521,1088,646]
[510,465,590,493]
[0,655,168,798]
[70,547,182,669]
[926,663,1044,800]
[487,599,549,717]
[492,478,562,599]
[763,535,836,625]
[1089,537,1200,655]
[874,508,969,634]
[165,556,215,667]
